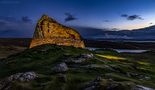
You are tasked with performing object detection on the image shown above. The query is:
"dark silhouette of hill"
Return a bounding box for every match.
[73,25,155,40]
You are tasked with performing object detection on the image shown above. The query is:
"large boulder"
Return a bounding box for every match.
[29,15,85,48]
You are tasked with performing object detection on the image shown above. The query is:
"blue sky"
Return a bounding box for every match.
[0,0,155,37]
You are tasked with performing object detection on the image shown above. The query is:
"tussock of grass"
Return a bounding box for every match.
[137,61,150,66]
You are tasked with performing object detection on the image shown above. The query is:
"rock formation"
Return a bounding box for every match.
[29,15,85,48]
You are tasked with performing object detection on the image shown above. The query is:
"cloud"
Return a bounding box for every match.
[73,26,155,39]
[103,20,110,22]
[121,14,144,20]
[127,15,143,20]
[0,16,34,37]
[0,16,17,22]
[0,16,33,28]
[21,16,32,23]
[64,13,77,22]
[93,33,132,39]
[121,14,128,17]
[0,21,7,26]
[0,16,32,24]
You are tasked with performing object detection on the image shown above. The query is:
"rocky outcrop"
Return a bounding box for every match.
[29,15,85,48]
[64,54,94,64]
[8,72,37,82]
[0,72,37,90]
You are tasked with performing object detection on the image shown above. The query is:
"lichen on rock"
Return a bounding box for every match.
[29,15,85,48]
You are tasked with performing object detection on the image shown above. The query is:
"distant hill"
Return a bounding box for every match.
[73,25,155,40]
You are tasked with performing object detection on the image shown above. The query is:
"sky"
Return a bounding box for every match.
[0,0,155,37]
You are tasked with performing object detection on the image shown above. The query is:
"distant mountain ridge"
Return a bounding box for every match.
[73,25,155,40]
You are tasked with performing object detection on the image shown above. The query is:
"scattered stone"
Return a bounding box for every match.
[126,72,151,80]
[0,72,37,90]
[126,72,139,77]
[81,64,115,73]
[52,63,68,73]
[110,65,126,74]
[144,76,151,80]
[56,74,67,83]
[106,81,136,90]
[40,48,49,52]
[80,54,94,59]
[64,54,94,64]
[8,72,37,82]
[84,78,155,90]
[106,82,123,90]
[84,76,102,90]
[64,58,86,64]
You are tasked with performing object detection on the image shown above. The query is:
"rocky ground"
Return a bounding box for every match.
[0,44,155,90]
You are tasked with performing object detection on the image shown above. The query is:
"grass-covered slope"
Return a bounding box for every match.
[0,44,90,78]
[0,44,155,90]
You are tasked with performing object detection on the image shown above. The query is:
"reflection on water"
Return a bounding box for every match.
[114,49,148,53]
[86,47,148,53]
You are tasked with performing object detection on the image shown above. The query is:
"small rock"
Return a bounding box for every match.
[81,54,94,59]
[106,81,136,90]
[52,63,68,73]
[95,76,102,82]
[144,76,151,80]
[65,58,86,63]
[126,72,151,80]
[84,76,102,90]
[57,74,67,83]
[107,83,122,90]
[85,86,96,90]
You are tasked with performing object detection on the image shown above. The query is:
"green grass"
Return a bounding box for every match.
[0,44,155,89]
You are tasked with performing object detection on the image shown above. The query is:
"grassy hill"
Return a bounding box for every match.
[0,44,155,90]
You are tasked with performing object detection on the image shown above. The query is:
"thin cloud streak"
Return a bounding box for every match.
[121,14,144,20]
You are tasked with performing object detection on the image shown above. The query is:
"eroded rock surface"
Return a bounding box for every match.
[29,15,85,48]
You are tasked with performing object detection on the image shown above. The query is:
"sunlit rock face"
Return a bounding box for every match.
[29,15,85,48]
